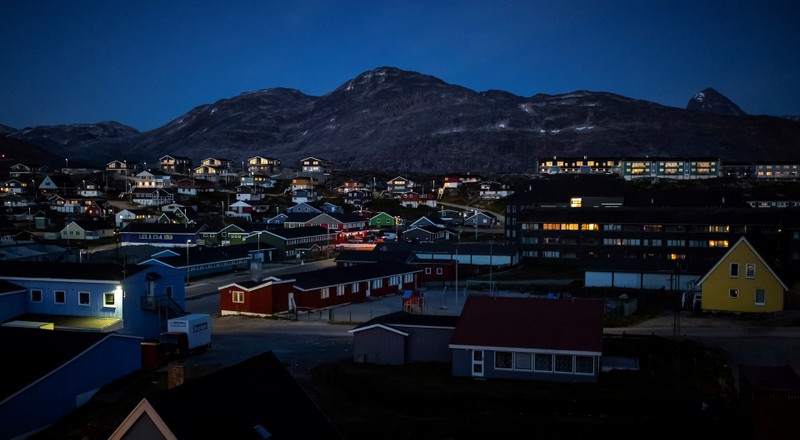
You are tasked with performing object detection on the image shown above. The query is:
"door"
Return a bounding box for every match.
[471,350,484,377]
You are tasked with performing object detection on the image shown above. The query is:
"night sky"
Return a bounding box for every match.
[2,0,799,132]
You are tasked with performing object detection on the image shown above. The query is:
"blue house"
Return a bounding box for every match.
[0,327,141,440]
[0,261,186,340]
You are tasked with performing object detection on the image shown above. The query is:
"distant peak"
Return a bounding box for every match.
[687,87,746,116]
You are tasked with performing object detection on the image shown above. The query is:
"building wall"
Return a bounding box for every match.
[219,282,293,316]
[295,282,368,310]
[404,327,454,363]
[701,245,785,313]
[452,348,599,383]
[352,327,406,365]
[0,291,28,322]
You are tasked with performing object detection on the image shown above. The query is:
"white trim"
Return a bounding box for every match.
[449,344,601,357]
[348,324,410,336]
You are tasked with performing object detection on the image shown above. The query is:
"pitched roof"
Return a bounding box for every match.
[449,296,604,353]
[112,351,341,439]
[0,327,111,401]
[0,261,146,281]
[349,311,459,333]
[291,262,421,290]
[695,235,789,289]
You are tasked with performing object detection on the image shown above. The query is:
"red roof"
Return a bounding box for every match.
[450,296,604,353]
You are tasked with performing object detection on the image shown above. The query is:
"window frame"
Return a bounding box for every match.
[494,351,513,370]
[231,290,245,303]
[729,263,739,278]
[78,291,90,306]
[103,292,115,307]
[745,263,756,279]
[728,288,739,299]
[31,289,43,303]
[54,290,66,304]
[755,289,766,305]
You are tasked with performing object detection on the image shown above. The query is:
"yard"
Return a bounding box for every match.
[302,335,747,440]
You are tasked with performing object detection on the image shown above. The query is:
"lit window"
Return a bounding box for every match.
[232,290,244,303]
[104,292,115,306]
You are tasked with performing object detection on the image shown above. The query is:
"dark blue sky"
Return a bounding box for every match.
[2,0,799,132]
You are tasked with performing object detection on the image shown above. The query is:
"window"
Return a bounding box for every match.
[321,288,330,299]
[232,290,244,303]
[729,288,739,299]
[425,267,431,275]
[436,268,443,275]
[78,291,90,306]
[575,356,594,374]
[745,263,756,278]
[104,292,115,306]
[755,289,765,305]
[534,353,553,372]
[729,263,739,278]
[555,355,573,373]
[351,282,360,293]
[31,289,42,303]
[495,351,513,369]
[54,290,66,304]
[372,279,383,289]
[514,352,532,371]
[337,285,345,296]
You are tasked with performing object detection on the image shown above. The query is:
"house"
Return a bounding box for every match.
[336,179,369,194]
[226,200,254,220]
[386,176,415,195]
[400,191,437,208]
[290,176,318,191]
[300,156,327,174]
[349,311,459,365]
[115,208,158,228]
[38,174,73,196]
[0,327,142,440]
[159,154,193,175]
[343,189,370,208]
[119,222,206,247]
[105,160,130,175]
[479,180,513,199]
[695,236,788,314]
[246,155,281,174]
[0,261,187,340]
[463,211,497,227]
[0,179,25,194]
[369,212,398,228]
[449,296,604,383]
[620,157,721,180]
[401,225,452,243]
[140,243,272,281]
[239,173,276,188]
[130,187,174,206]
[175,177,215,196]
[219,276,297,316]
[291,188,317,204]
[77,179,103,197]
[286,201,322,214]
[409,215,443,228]
[537,156,623,175]
[235,185,265,201]
[258,226,335,260]
[59,219,115,241]
[108,351,342,440]
[291,262,421,310]
[134,170,171,189]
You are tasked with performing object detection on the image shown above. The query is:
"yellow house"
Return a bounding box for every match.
[696,236,787,313]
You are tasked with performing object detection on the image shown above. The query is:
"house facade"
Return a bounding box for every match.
[696,236,788,313]
[219,276,297,316]
[449,296,604,383]
[0,261,186,340]
[349,312,459,365]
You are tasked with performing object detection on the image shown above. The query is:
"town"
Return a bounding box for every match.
[1,153,800,439]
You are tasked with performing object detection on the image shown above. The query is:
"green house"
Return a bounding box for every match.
[369,212,397,228]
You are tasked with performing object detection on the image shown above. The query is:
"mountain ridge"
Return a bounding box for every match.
[5,66,800,174]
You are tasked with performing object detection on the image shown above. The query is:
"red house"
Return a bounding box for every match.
[291,263,421,311]
[219,276,296,316]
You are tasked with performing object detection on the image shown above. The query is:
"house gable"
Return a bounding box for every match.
[696,236,787,313]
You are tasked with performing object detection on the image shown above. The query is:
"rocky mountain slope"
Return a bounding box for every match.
[5,67,800,174]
